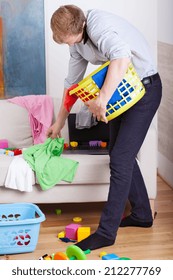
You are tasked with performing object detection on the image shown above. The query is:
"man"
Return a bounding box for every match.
[47,5,162,250]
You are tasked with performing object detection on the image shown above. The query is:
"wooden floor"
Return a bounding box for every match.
[1,176,173,260]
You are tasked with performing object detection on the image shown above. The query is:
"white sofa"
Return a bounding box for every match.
[0,97,157,212]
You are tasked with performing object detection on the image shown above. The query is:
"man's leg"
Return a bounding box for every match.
[75,75,162,250]
[119,159,153,227]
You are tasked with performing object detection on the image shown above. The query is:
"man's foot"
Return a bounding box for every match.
[75,233,115,251]
[119,215,153,228]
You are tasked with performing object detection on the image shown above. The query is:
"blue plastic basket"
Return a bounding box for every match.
[0,203,45,255]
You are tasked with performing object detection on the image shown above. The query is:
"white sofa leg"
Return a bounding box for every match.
[150,199,156,219]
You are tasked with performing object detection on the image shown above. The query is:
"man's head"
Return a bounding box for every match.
[51,5,86,46]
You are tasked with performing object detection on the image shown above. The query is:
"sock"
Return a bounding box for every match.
[75,233,115,251]
[119,215,153,228]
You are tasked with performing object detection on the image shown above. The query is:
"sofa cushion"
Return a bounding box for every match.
[34,154,110,185]
[0,153,110,188]
[62,154,110,184]
[0,100,33,148]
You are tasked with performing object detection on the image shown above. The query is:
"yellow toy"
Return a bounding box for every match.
[73,216,82,222]
[77,227,91,242]
[57,231,65,238]
[70,141,78,148]
[99,251,107,258]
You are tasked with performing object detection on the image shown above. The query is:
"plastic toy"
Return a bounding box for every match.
[0,148,22,156]
[100,141,107,148]
[39,254,49,260]
[69,61,145,121]
[100,252,131,260]
[54,252,69,260]
[77,227,91,242]
[57,231,65,238]
[44,255,52,260]
[59,237,75,243]
[55,208,62,215]
[0,139,8,149]
[41,245,91,261]
[70,141,78,148]
[65,223,81,240]
[5,150,14,156]
[73,216,82,222]
[102,253,119,260]
[66,245,87,260]
[0,149,14,156]
[39,253,55,260]
[13,149,22,156]
[89,140,102,147]
[0,149,6,155]
[64,143,69,149]
[99,251,107,258]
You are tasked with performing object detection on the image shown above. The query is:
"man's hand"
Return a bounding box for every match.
[85,94,108,123]
[46,121,64,139]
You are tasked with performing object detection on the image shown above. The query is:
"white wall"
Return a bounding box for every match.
[157,0,173,188]
[157,0,173,44]
[44,0,157,98]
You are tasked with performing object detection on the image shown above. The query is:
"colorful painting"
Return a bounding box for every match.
[0,0,46,98]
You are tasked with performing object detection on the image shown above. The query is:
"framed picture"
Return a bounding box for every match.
[0,0,46,98]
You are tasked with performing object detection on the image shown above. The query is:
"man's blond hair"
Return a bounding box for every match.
[51,5,86,43]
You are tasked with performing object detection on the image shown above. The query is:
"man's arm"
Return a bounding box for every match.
[46,88,69,139]
[85,57,130,123]
[47,48,88,139]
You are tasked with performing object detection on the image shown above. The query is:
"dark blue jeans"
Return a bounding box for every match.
[96,73,162,240]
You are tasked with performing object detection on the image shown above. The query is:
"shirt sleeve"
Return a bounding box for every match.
[64,47,88,89]
[89,29,132,61]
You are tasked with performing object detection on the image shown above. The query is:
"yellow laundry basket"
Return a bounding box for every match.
[69,61,145,121]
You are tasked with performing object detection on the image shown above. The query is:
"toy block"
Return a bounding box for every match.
[59,237,75,243]
[55,208,62,215]
[57,231,65,238]
[73,216,82,222]
[119,257,131,260]
[0,149,5,155]
[5,150,14,156]
[77,227,90,242]
[65,223,81,240]
[102,253,119,260]
[0,139,8,149]
[99,251,107,258]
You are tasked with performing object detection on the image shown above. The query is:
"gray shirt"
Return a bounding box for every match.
[64,9,157,88]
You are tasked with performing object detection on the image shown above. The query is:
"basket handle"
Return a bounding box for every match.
[33,204,46,223]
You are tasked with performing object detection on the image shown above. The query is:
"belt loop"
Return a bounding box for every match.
[142,73,159,86]
[142,77,151,85]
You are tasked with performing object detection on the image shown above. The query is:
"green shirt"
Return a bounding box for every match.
[23,138,79,191]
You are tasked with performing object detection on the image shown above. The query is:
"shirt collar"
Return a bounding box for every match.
[83,24,88,44]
